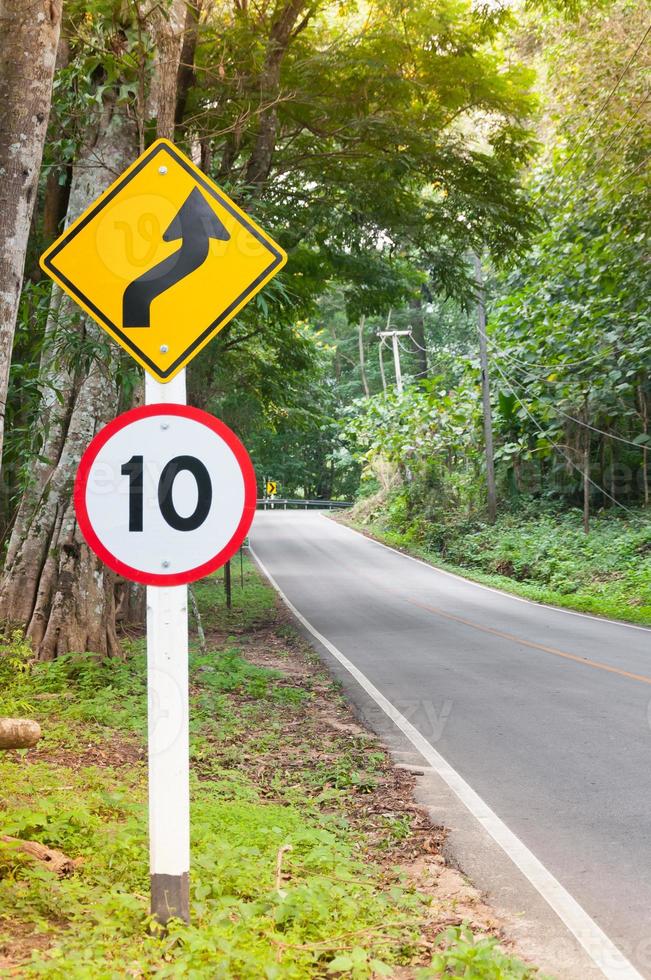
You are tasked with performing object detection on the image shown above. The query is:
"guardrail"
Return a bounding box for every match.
[256,498,352,510]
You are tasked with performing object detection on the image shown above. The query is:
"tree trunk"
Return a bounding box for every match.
[609,442,617,506]
[150,0,187,141]
[0,102,137,660]
[218,129,243,179]
[639,383,649,507]
[599,436,606,508]
[1,2,191,658]
[473,254,497,524]
[0,836,81,876]
[409,294,428,379]
[42,167,72,248]
[0,0,62,473]
[244,0,310,191]
[378,336,387,394]
[357,316,370,397]
[0,717,41,748]
[35,35,71,251]
[175,0,202,130]
[200,138,213,174]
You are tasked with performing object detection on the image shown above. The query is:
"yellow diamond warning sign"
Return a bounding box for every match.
[40,139,287,382]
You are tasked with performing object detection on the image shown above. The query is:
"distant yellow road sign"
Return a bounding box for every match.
[40,139,287,382]
[266,481,278,497]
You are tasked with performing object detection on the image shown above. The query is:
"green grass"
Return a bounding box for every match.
[0,557,540,978]
[192,555,277,632]
[345,506,651,626]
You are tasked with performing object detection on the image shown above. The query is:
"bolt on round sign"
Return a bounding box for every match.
[75,405,256,585]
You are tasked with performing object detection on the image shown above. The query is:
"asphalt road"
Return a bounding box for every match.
[250,510,651,977]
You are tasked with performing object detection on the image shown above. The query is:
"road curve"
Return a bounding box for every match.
[250,510,651,977]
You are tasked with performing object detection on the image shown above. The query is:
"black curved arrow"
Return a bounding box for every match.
[122,187,230,329]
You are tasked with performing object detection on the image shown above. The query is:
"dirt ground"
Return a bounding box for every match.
[197,599,536,974]
[0,590,537,976]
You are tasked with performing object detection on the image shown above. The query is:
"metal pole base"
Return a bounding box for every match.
[151,872,190,924]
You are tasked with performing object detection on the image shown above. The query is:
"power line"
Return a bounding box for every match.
[386,325,643,517]
[476,327,646,450]
[545,89,651,217]
[579,90,650,186]
[400,327,647,452]
[485,341,614,377]
[397,338,418,355]
[557,411,647,450]
[541,22,651,199]
[611,153,651,189]
[408,325,615,376]
[489,356,641,518]
[618,107,651,158]
[406,335,430,353]
[496,359,647,451]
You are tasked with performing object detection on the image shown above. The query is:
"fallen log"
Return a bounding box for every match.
[0,836,82,876]
[0,718,41,749]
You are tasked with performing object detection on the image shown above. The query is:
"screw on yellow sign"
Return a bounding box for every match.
[39,139,287,382]
[266,481,277,497]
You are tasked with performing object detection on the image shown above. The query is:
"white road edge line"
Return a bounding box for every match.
[325,514,651,634]
[249,542,644,980]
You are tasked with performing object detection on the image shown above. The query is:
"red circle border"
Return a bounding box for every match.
[74,403,257,586]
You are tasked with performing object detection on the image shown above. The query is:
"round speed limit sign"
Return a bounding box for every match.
[75,405,256,585]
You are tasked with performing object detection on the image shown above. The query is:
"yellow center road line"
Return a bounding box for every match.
[406,596,651,686]
[250,541,645,980]
[330,515,651,633]
[330,546,651,688]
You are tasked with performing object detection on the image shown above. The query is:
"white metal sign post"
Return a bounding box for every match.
[49,138,284,928]
[145,370,190,922]
[74,385,257,924]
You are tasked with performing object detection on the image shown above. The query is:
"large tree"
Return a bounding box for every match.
[0,0,187,658]
[1,0,538,657]
[0,0,63,475]
[485,0,651,521]
[340,0,651,531]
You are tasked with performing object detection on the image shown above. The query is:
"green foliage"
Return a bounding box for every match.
[4,0,541,516]
[178,0,539,496]
[338,0,650,563]
[441,509,651,595]
[0,638,148,743]
[192,557,277,631]
[481,0,651,507]
[345,369,483,476]
[0,553,548,979]
[46,2,153,171]
[0,561,432,978]
[353,501,651,624]
[306,750,384,793]
[417,924,537,978]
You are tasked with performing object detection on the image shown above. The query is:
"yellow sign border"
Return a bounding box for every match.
[40,138,287,382]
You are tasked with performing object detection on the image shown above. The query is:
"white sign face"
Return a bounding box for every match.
[75,405,256,585]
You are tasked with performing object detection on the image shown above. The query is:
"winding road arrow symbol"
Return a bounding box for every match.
[122,187,230,329]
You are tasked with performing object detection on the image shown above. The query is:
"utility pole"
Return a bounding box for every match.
[378,329,411,395]
[583,393,590,535]
[473,253,497,524]
[391,332,403,395]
